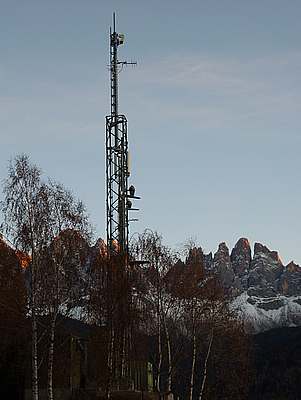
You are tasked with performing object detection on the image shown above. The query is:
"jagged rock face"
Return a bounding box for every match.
[253,243,282,263]
[203,252,213,270]
[279,262,301,296]
[195,238,301,332]
[235,243,301,332]
[213,242,234,289]
[248,242,283,294]
[231,238,251,277]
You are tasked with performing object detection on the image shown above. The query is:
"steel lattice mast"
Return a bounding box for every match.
[106,14,138,257]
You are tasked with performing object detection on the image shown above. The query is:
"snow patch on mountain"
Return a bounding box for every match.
[232,291,301,333]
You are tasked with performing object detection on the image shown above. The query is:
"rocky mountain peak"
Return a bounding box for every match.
[286,261,301,273]
[279,261,301,296]
[248,242,283,296]
[254,242,269,255]
[203,252,213,270]
[236,237,250,248]
[213,242,234,289]
[254,242,282,264]
[231,238,251,277]
[215,242,230,260]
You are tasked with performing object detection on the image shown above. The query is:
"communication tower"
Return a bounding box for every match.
[106,13,139,257]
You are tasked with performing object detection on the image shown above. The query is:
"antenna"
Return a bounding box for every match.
[105,14,139,258]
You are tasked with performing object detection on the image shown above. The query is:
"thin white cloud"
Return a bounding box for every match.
[122,51,301,129]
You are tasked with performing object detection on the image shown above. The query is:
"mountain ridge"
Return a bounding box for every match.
[199,237,301,332]
[2,232,300,333]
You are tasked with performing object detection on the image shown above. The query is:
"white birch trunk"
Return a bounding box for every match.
[199,329,214,400]
[164,320,172,395]
[157,316,162,394]
[32,309,39,400]
[106,326,115,400]
[189,332,196,400]
[31,256,39,400]
[120,329,126,380]
[47,315,56,400]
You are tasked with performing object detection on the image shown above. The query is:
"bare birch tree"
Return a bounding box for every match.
[177,243,251,400]
[1,154,47,400]
[38,182,91,400]
[1,155,91,400]
[131,230,183,399]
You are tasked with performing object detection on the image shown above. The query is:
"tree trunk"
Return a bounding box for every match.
[32,310,39,400]
[199,329,214,400]
[47,315,56,400]
[189,331,196,400]
[31,256,39,400]
[156,314,162,396]
[106,326,115,400]
[164,320,172,396]
[120,328,126,381]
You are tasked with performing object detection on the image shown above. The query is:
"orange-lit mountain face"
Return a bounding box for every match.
[0,235,27,320]
[0,234,31,271]
[0,230,124,272]
[15,251,31,270]
[0,229,96,271]
[0,236,22,271]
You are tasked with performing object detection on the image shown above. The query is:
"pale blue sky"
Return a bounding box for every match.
[1,0,301,263]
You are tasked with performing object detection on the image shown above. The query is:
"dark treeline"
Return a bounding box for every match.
[249,326,301,400]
